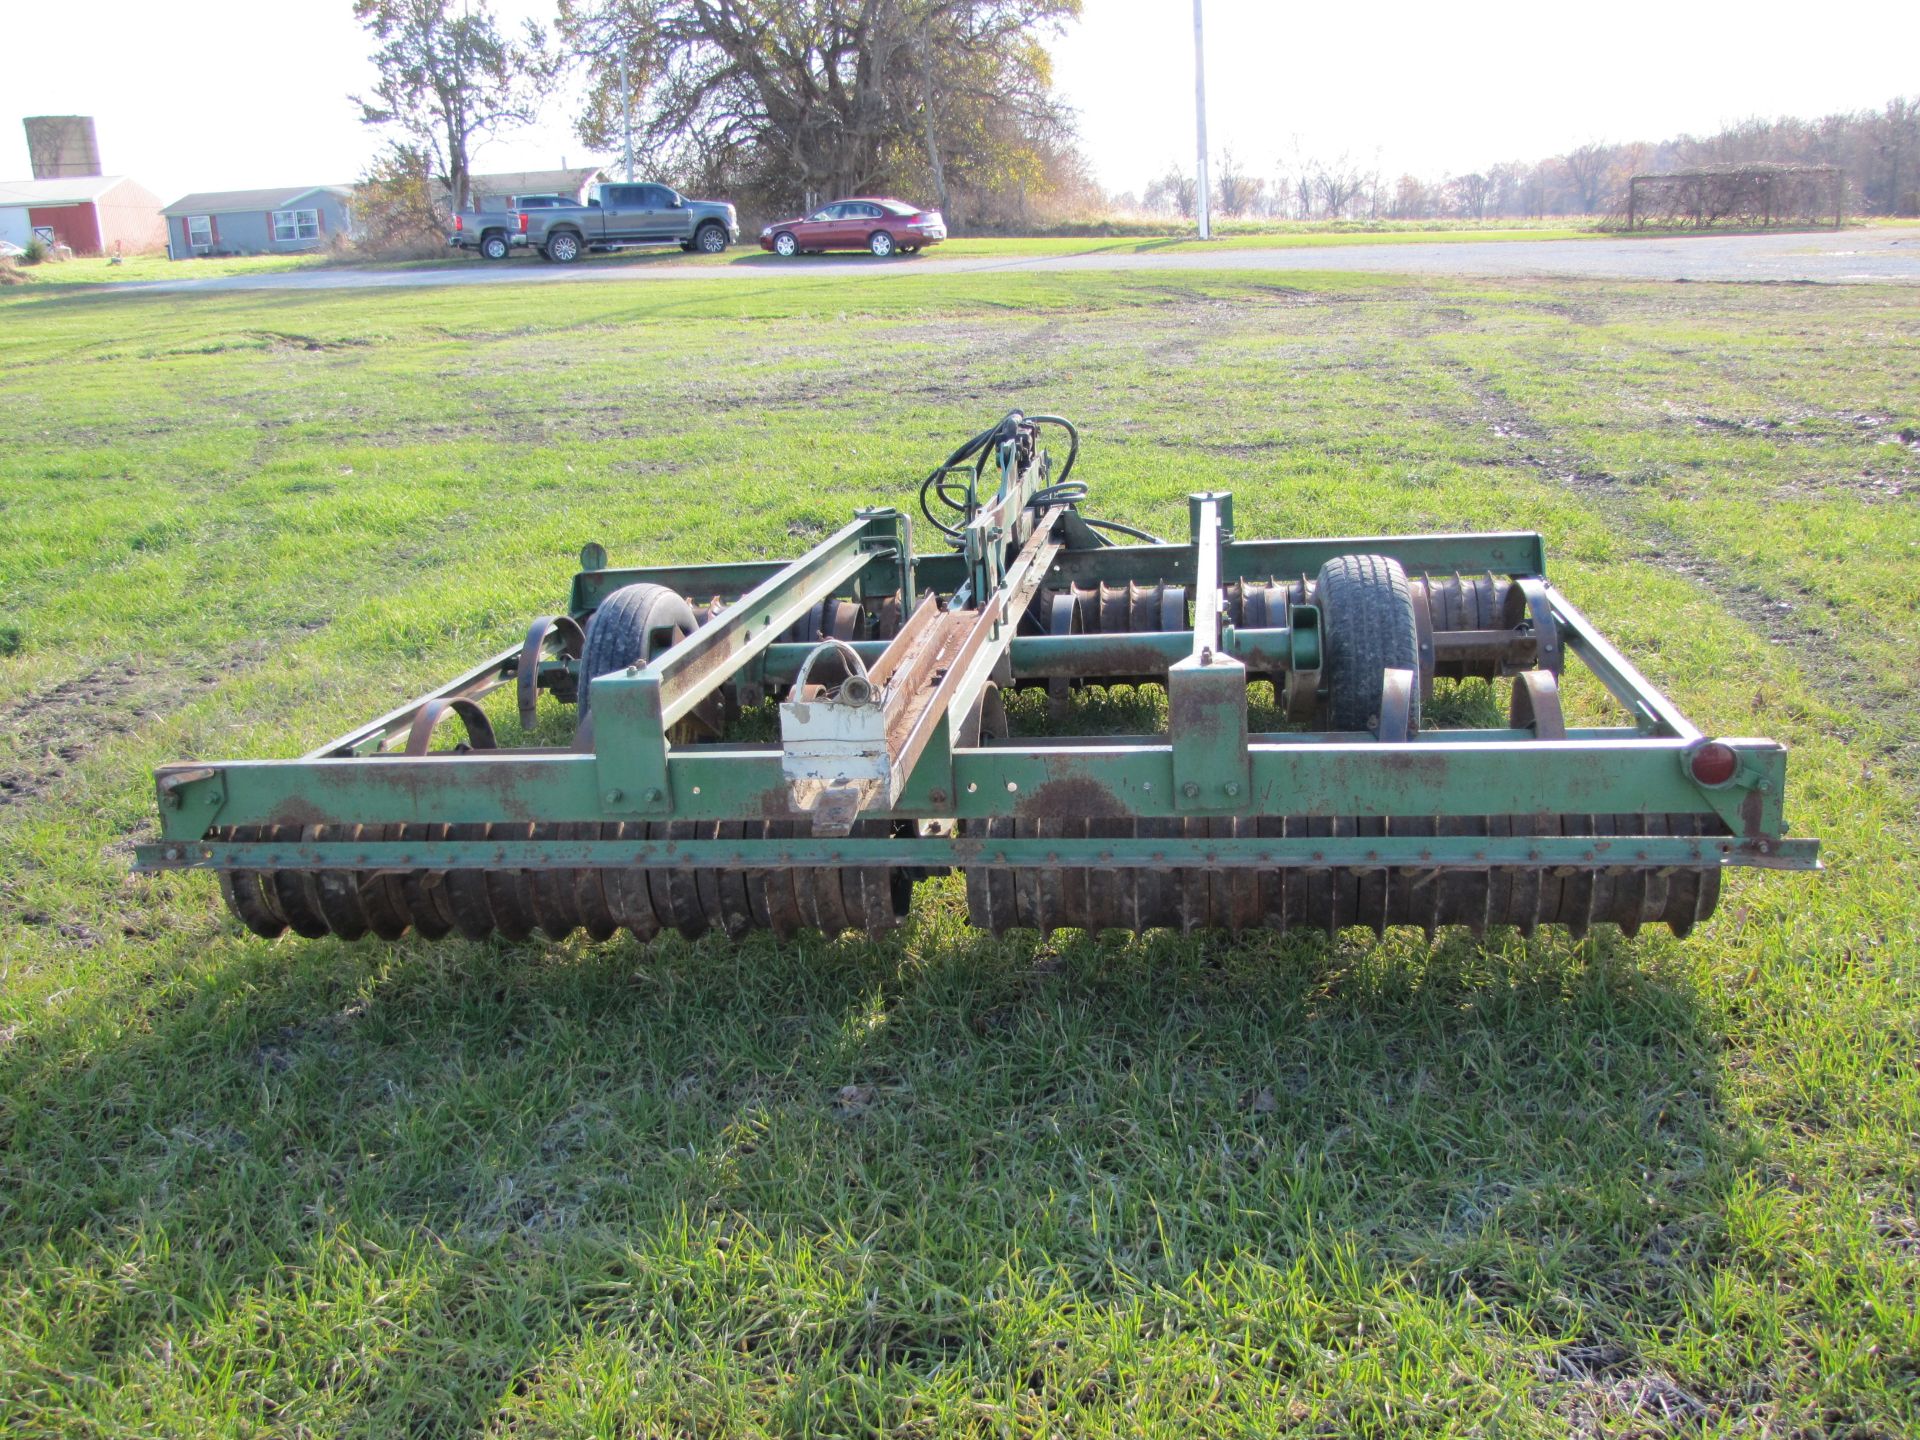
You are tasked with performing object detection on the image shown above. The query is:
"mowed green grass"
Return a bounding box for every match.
[0,266,1916,1438]
[14,221,1600,288]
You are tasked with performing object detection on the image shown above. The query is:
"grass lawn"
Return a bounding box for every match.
[0,265,1916,1437]
[10,222,1604,288]
[9,251,337,287]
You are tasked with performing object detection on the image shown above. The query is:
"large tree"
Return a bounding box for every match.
[558,0,1081,223]
[352,0,561,213]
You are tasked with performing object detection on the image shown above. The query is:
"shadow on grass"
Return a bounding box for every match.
[0,899,1745,1429]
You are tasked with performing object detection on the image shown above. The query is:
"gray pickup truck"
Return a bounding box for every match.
[519,182,740,262]
[448,194,575,260]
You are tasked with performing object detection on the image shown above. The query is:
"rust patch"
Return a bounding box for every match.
[1372,751,1452,781]
[267,796,335,828]
[1016,776,1131,819]
[757,788,803,820]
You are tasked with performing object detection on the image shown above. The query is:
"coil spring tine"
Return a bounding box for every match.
[352,825,412,941]
[687,821,731,938]
[218,825,290,938]
[650,821,711,940]
[481,823,538,941]
[392,823,455,941]
[437,823,494,940]
[570,823,620,942]
[1639,814,1673,932]
[1079,817,1119,935]
[523,824,577,940]
[1483,815,1514,936]
[709,821,756,940]
[297,825,367,939]
[603,821,661,941]
[1256,816,1286,931]
[762,820,807,938]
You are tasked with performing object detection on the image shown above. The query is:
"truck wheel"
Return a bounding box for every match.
[1315,554,1421,733]
[695,222,729,254]
[577,584,696,720]
[480,233,509,261]
[868,231,895,257]
[773,231,798,258]
[545,231,582,264]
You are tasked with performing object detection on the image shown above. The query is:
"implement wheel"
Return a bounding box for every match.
[1316,554,1421,733]
[577,583,696,720]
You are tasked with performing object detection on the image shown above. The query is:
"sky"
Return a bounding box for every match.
[4,0,1916,203]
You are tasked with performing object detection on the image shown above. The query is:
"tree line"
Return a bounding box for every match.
[344,1,1917,243]
[349,0,1085,240]
[1131,99,1920,223]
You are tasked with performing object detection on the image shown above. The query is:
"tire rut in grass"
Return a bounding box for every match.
[0,642,276,814]
[1431,347,1920,797]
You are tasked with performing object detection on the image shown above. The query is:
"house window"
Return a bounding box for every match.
[187,215,212,246]
[272,208,320,242]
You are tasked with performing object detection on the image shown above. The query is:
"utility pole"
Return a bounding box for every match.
[619,50,633,182]
[1193,0,1210,240]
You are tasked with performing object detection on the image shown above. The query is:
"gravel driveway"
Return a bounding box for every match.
[112,226,1920,294]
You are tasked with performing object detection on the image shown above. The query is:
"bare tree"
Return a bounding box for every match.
[1214,149,1265,217]
[1312,155,1366,218]
[1144,165,1197,218]
[1561,142,1612,214]
[1390,173,1429,219]
[352,0,558,213]
[1449,171,1494,219]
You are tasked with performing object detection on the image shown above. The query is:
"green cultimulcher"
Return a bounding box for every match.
[139,412,1818,941]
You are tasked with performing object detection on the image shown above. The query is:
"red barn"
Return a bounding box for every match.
[0,175,167,256]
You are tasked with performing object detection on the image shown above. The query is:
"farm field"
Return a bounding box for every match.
[0,266,1917,1436]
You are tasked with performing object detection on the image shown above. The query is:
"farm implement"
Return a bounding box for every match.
[138,412,1817,942]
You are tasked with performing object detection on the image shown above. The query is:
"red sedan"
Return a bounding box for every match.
[759,198,947,257]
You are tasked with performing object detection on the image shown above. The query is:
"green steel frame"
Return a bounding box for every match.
[137,424,1818,889]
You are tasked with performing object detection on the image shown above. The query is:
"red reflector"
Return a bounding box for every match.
[1689,741,1738,787]
[453,215,463,231]
[518,212,528,231]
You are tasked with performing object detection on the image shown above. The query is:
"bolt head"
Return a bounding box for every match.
[604,788,624,804]
[645,788,664,803]
[1182,781,1201,799]
[1224,782,1241,797]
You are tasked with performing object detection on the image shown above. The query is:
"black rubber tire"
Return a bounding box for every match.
[545,231,582,263]
[868,231,895,257]
[480,233,509,261]
[1315,554,1421,732]
[577,583,697,719]
[695,222,728,254]
[773,231,798,257]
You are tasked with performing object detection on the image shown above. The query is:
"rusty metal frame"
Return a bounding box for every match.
[143,467,1816,888]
